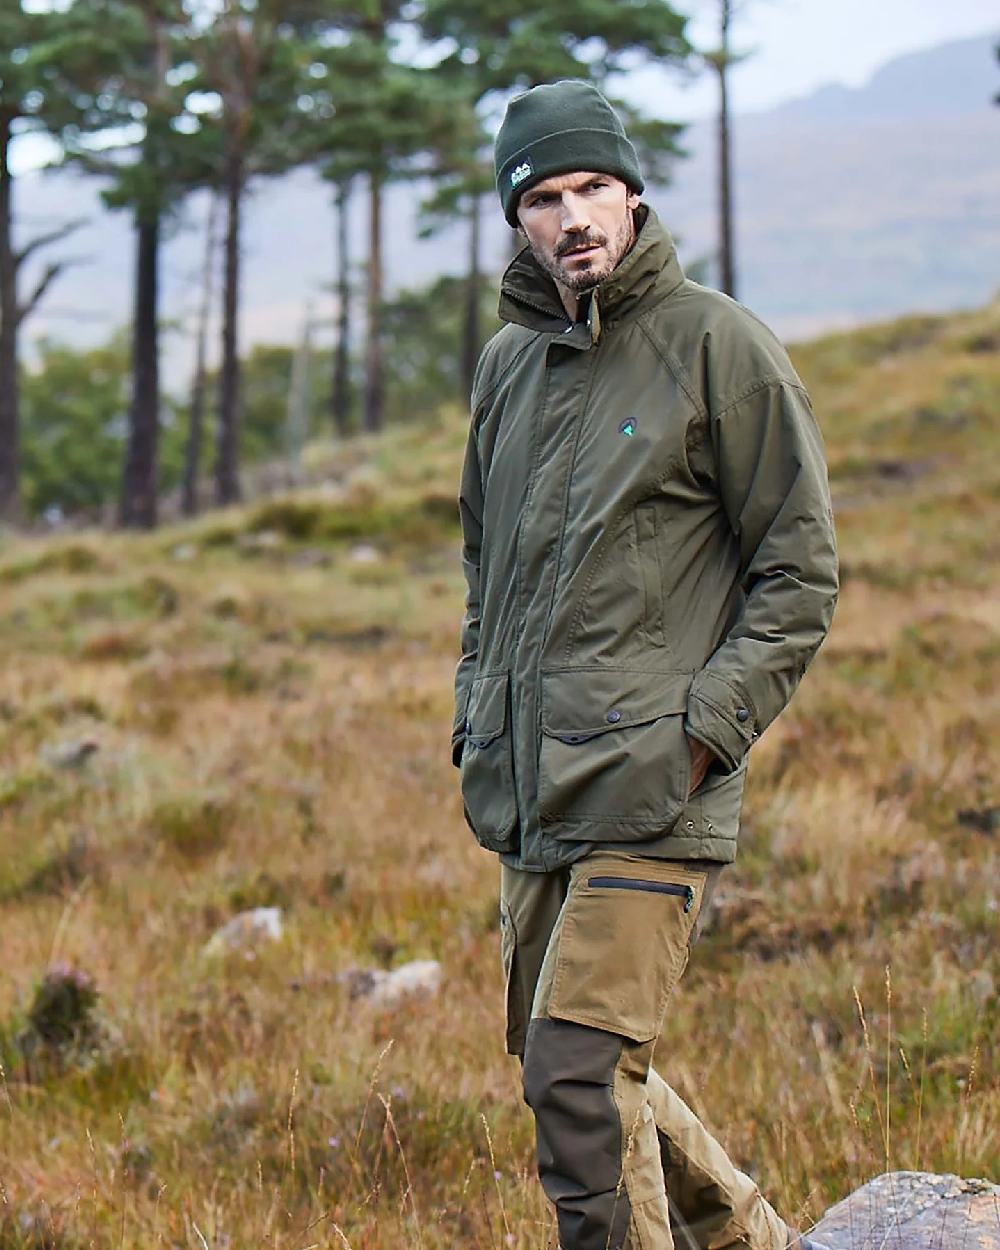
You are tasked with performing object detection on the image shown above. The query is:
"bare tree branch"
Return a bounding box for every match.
[17,255,90,325]
[14,217,88,268]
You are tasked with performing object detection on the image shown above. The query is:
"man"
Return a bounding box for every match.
[452,79,838,1250]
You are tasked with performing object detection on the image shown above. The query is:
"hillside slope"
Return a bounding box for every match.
[0,301,997,1246]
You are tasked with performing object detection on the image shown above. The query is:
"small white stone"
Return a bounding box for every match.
[204,907,284,956]
[366,959,442,1008]
[40,738,100,770]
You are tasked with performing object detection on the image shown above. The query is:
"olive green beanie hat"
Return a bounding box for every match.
[494,80,644,227]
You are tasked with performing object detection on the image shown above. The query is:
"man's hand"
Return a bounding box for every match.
[686,735,717,796]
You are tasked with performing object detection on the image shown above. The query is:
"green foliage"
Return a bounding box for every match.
[419,0,690,99]
[383,274,500,421]
[244,488,460,546]
[0,768,52,813]
[19,337,185,519]
[25,964,100,1049]
[0,542,106,583]
[219,343,328,461]
[146,789,237,858]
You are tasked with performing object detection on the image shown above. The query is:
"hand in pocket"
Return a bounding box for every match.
[686,735,717,796]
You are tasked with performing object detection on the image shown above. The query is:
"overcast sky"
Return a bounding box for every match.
[620,0,999,119]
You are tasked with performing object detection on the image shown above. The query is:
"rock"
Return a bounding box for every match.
[339,958,442,1008]
[170,543,198,561]
[813,1171,1000,1250]
[40,737,99,770]
[237,529,285,553]
[349,543,381,564]
[207,586,248,618]
[289,547,333,568]
[204,907,284,956]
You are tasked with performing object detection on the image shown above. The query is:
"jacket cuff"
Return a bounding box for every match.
[684,671,758,772]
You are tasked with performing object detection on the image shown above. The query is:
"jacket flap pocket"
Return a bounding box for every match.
[541,667,694,740]
[466,671,509,746]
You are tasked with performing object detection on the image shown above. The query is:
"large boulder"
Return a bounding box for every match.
[813,1171,1000,1250]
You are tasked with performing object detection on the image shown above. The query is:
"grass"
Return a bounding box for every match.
[0,300,998,1246]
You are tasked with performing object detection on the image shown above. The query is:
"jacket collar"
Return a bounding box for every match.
[497,204,686,342]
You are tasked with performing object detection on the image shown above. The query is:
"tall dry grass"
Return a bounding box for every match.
[0,304,997,1247]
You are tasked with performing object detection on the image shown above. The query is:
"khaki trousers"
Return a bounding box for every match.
[501,851,789,1250]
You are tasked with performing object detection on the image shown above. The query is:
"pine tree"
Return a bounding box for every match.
[55,0,221,529]
[310,23,461,434]
[0,2,108,524]
[188,0,333,503]
[181,192,219,517]
[702,0,749,298]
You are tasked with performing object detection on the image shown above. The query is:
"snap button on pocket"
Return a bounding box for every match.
[736,707,750,723]
[606,709,622,724]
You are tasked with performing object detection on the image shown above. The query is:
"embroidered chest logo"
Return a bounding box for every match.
[510,161,533,188]
[619,419,637,438]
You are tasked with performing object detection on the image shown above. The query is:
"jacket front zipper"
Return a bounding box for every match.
[587,876,694,912]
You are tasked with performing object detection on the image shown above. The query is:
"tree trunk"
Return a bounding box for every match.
[717,0,737,298]
[215,140,243,505]
[0,111,20,525]
[285,303,313,480]
[331,178,352,437]
[461,190,482,404]
[182,192,218,517]
[119,214,160,529]
[362,168,383,435]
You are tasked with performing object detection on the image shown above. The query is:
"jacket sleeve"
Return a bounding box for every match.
[684,379,839,771]
[452,420,484,766]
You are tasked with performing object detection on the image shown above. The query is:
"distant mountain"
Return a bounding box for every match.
[765,33,999,122]
[15,31,1000,389]
[653,31,1000,337]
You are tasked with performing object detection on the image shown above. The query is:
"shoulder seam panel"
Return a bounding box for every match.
[714,377,808,421]
[473,331,541,413]
[636,318,706,420]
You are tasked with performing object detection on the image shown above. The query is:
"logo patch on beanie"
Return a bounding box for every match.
[510,161,533,188]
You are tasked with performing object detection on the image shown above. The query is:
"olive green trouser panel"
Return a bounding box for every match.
[522,1019,633,1250]
[501,852,788,1250]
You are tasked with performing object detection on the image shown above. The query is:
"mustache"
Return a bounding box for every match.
[556,233,606,258]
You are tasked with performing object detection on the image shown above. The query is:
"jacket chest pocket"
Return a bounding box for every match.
[537,667,693,836]
[460,671,519,853]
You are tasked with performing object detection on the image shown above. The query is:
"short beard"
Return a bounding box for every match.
[531,209,636,294]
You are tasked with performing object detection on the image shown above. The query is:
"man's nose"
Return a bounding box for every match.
[559,192,590,233]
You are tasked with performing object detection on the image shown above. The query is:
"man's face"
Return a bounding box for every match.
[516,171,640,296]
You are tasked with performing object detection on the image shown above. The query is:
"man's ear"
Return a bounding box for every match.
[626,191,640,211]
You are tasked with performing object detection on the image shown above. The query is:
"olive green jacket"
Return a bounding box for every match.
[453,206,838,872]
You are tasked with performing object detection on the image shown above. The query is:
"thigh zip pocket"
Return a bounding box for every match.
[546,857,704,1043]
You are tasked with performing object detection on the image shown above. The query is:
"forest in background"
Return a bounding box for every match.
[2,0,729,528]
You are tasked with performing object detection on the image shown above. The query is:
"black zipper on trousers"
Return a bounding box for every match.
[587,877,695,913]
